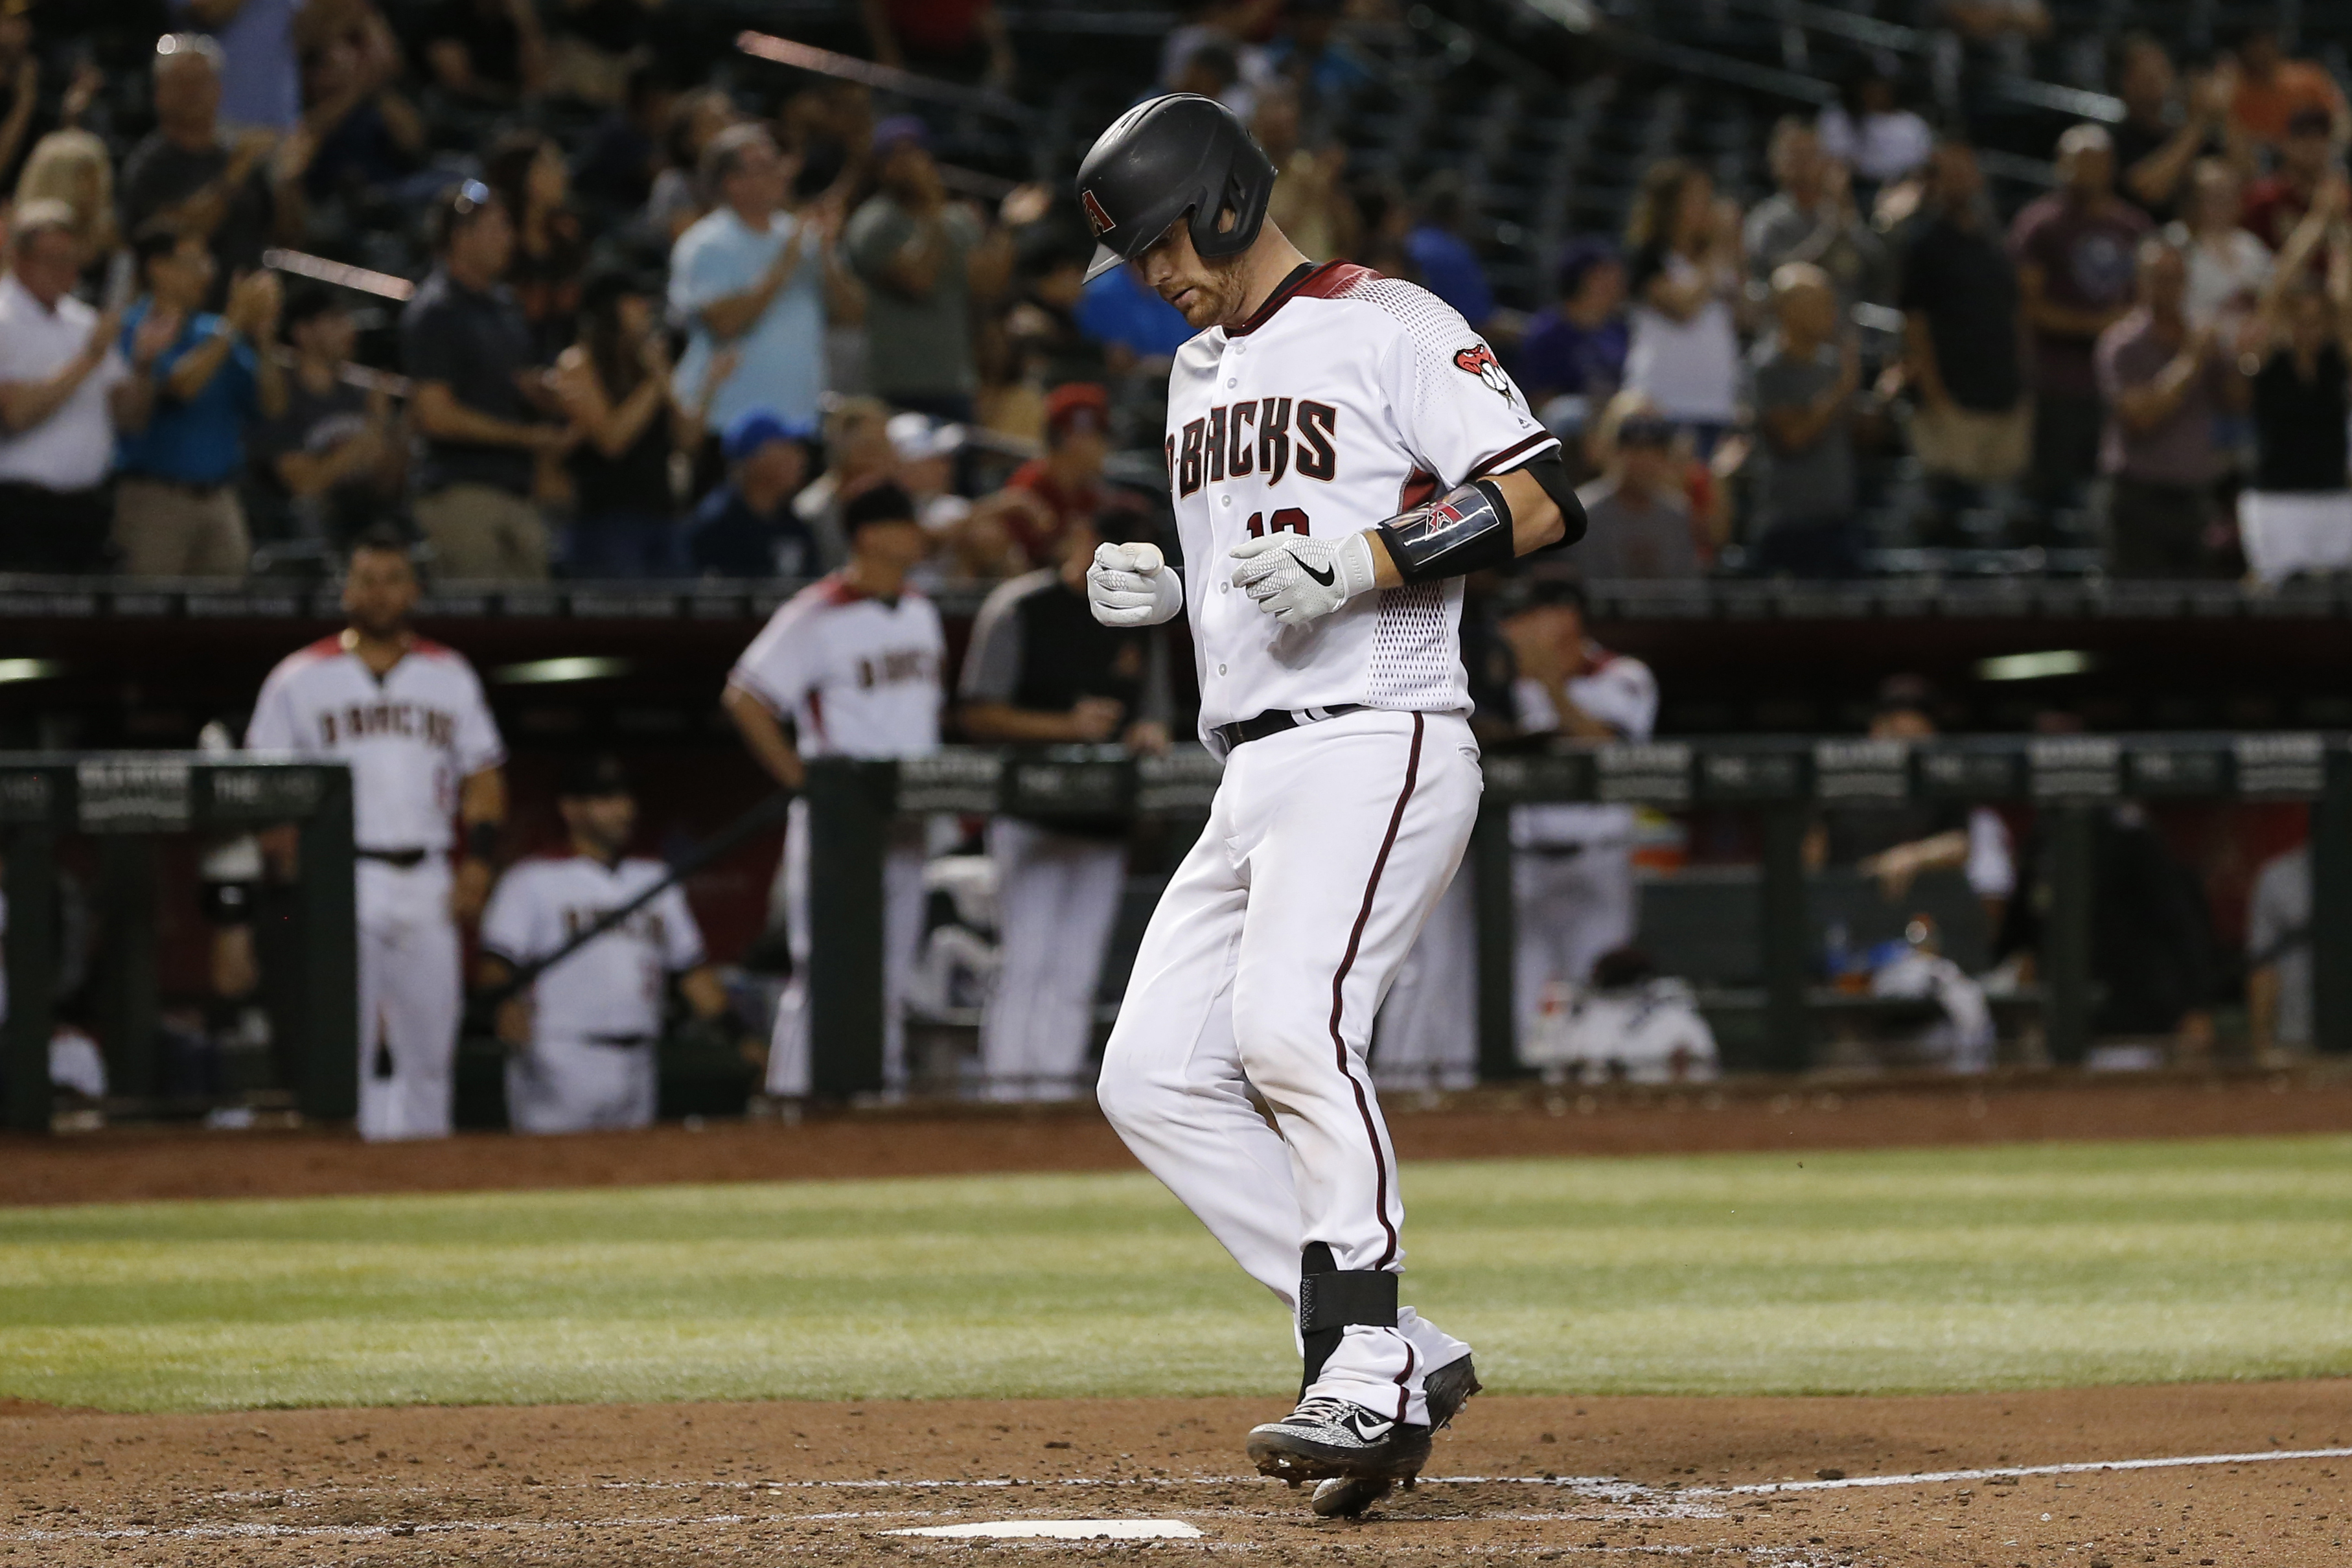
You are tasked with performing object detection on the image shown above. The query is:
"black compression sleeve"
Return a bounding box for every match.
[1520,452,1585,549]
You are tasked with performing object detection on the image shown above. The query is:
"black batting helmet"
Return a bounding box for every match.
[1076,93,1276,282]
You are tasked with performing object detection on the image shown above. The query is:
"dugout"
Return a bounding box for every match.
[0,756,357,1135]
[800,732,2352,1094]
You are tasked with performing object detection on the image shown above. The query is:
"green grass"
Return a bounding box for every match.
[3,1136,2349,1413]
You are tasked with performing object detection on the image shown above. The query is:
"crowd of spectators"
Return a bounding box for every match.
[3,3,2352,586]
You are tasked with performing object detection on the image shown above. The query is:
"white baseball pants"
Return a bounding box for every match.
[506,1036,658,1133]
[765,797,928,1097]
[982,817,1126,1101]
[1373,865,1479,1090]
[1514,844,1636,1037]
[354,859,461,1142]
[1098,708,1481,1424]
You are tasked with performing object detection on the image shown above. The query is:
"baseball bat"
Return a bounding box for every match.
[478,788,796,1003]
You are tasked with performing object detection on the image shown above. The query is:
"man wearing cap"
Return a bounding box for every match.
[669,124,852,448]
[997,381,1140,568]
[723,481,945,1098]
[478,755,734,1134]
[0,202,165,573]
[844,115,1013,420]
[687,406,822,577]
[402,181,571,580]
[252,282,395,550]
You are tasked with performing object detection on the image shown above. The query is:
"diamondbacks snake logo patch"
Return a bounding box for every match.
[1453,343,1516,406]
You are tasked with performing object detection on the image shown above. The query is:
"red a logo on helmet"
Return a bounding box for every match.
[1081,190,1115,236]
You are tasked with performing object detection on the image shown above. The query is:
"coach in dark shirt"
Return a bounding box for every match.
[1898,140,2030,492]
[400,181,570,580]
[958,517,1168,1101]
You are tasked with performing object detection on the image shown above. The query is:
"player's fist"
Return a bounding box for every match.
[1229,530,1378,628]
[1089,540,1183,628]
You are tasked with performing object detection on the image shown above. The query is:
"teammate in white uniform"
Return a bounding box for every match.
[722,481,943,1098]
[1073,95,1585,1512]
[478,755,734,1133]
[1503,581,1659,1034]
[246,532,507,1141]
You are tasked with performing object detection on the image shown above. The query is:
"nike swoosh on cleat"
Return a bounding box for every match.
[1293,552,1336,586]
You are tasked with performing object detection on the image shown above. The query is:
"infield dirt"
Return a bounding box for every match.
[3,1383,2347,1565]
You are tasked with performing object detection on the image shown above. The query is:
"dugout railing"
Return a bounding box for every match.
[0,755,358,1135]
[803,732,2352,1096]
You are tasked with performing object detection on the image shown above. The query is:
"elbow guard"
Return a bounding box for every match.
[1375,478,1517,584]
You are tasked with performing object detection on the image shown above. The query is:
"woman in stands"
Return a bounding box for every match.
[552,268,691,578]
[485,128,587,360]
[1622,157,1745,456]
[2237,183,2352,586]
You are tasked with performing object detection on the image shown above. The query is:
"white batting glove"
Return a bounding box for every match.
[1088,541,1182,627]
[1228,531,1379,628]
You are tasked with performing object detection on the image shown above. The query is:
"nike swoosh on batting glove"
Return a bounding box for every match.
[1228,531,1379,627]
[1088,541,1184,627]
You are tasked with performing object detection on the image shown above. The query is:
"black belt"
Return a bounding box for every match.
[1525,842,1588,859]
[1210,704,1363,752]
[357,847,432,868]
[584,1033,655,1048]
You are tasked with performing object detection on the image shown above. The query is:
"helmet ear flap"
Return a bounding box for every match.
[1193,170,1255,258]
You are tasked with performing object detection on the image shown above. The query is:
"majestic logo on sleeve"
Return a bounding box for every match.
[1453,343,1517,406]
[1081,189,1114,236]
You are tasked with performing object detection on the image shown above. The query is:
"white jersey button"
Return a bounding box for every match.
[1226,378,1236,387]
[1217,663,1227,675]
[1221,496,1232,506]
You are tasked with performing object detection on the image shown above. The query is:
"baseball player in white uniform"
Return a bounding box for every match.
[1074,94,1585,1514]
[722,481,944,1099]
[478,755,735,1133]
[246,531,507,1141]
[1504,581,1659,1037]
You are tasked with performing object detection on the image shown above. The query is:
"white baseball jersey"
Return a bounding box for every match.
[246,634,505,852]
[728,575,945,757]
[1513,643,1658,848]
[1164,260,1558,736]
[479,855,706,1041]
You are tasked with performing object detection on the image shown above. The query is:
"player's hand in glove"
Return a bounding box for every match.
[1089,541,1183,627]
[1229,530,1379,628]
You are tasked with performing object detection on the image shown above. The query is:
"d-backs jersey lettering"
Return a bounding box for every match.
[246,636,505,852]
[728,575,945,758]
[479,855,706,1041]
[1165,261,1557,735]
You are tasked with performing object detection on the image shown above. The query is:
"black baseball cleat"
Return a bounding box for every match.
[1246,1395,1433,1487]
[1307,1354,1482,1518]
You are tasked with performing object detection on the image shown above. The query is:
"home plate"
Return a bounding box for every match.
[884,1519,1205,1540]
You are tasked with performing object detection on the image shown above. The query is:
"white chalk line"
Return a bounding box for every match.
[6,1444,2342,1547]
